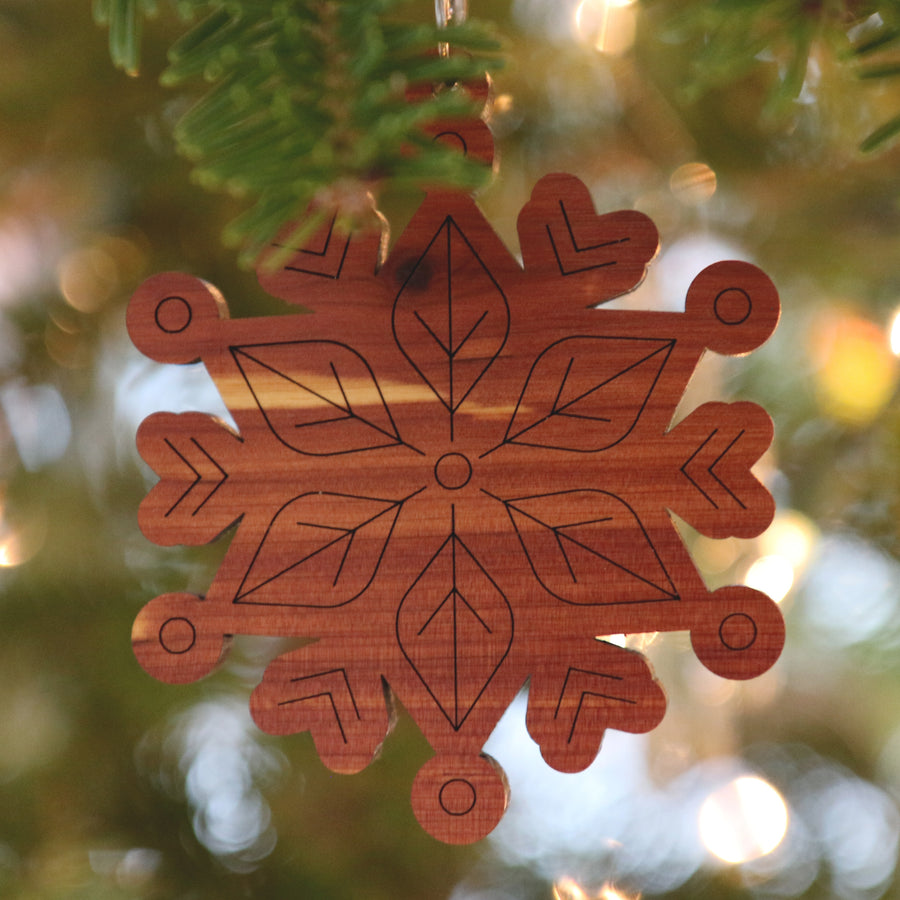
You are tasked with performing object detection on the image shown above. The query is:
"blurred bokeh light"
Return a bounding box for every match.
[698,775,788,864]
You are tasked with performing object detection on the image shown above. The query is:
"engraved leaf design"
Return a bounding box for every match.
[392,216,509,418]
[236,492,405,607]
[397,527,512,729]
[232,340,403,455]
[503,336,673,452]
[497,489,677,605]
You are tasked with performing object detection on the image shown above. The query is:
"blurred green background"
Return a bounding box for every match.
[4,1,900,897]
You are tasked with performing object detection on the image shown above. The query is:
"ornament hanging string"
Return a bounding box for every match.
[436,0,467,57]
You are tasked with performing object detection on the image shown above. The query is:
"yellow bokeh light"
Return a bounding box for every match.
[812,311,898,426]
[58,245,119,313]
[743,555,794,603]
[554,877,590,900]
[889,306,900,356]
[759,510,817,569]
[553,878,640,900]
[669,162,717,206]
[600,884,640,900]
[574,0,637,55]
[0,533,23,568]
[57,233,147,315]
[746,510,817,603]
[493,93,514,114]
[693,535,741,576]
[699,775,788,864]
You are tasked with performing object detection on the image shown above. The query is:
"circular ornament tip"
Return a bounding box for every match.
[132,592,230,684]
[685,260,779,356]
[691,585,784,680]
[127,272,227,364]
[411,753,509,844]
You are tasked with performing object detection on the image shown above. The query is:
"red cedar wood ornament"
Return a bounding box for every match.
[128,76,784,844]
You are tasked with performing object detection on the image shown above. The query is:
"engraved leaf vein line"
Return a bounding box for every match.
[235,488,425,602]
[284,668,360,719]
[681,428,748,509]
[555,667,625,716]
[711,429,748,509]
[508,343,671,444]
[569,690,637,742]
[278,691,348,743]
[162,437,228,517]
[237,348,399,443]
[560,200,632,253]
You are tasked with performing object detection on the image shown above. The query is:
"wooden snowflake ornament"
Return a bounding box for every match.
[128,114,783,844]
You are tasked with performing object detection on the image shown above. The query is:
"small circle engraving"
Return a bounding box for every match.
[434,452,472,490]
[439,778,477,816]
[433,130,469,156]
[713,288,752,325]
[155,296,193,334]
[719,613,757,651]
[159,617,197,654]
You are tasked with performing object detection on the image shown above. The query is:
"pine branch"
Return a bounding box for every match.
[651,0,900,152]
[93,0,204,74]
[94,1,503,265]
[654,0,826,107]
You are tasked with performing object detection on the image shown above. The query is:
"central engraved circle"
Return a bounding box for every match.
[434,452,472,490]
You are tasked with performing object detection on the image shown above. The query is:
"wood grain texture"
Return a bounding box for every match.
[129,170,783,844]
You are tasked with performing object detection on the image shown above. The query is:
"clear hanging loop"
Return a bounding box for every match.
[435,0,467,27]
[435,0,467,57]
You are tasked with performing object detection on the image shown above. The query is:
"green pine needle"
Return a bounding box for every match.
[861,109,900,151]
[848,25,900,57]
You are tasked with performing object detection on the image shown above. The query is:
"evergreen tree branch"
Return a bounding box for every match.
[649,0,900,152]
[94,1,503,265]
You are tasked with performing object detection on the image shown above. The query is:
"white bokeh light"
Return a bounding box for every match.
[698,775,788,864]
[744,555,794,603]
